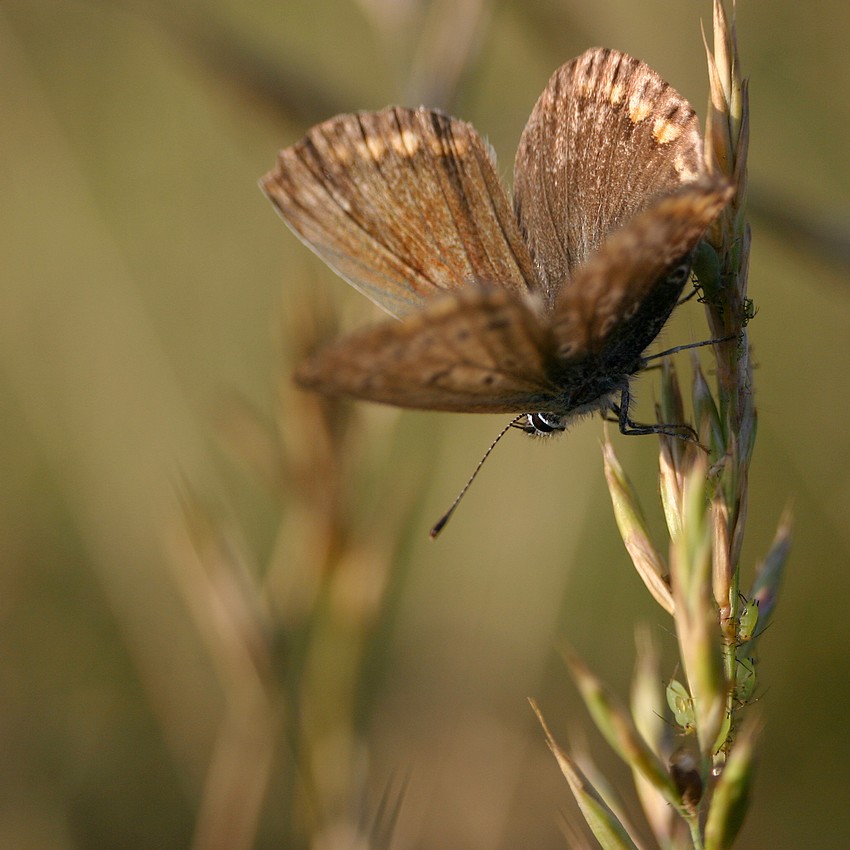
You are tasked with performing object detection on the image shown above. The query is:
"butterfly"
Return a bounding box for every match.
[261,47,731,443]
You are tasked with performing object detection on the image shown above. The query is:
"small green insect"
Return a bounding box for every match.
[738,596,760,644]
[666,678,696,733]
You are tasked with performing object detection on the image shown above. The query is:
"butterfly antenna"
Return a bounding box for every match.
[429,415,525,539]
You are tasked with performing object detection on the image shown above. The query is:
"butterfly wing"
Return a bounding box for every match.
[295,289,562,413]
[551,178,734,364]
[262,108,539,318]
[513,47,706,304]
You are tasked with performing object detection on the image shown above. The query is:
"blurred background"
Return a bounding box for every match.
[1,0,848,847]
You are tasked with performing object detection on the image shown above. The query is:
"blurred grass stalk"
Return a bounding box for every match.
[537,3,791,848]
[169,289,405,850]
[164,7,485,846]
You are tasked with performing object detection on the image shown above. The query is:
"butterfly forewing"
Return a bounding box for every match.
[552,177,734,360]
[513,48,705,304]
[261,108,538,318]
[295,289,561,413]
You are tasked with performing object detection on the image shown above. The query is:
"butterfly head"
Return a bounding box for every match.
[515,411,569,437]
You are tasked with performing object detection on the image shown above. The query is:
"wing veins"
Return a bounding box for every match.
[421,114,489,284]
[292,135,442,290]
[349,114,447,289]
[441,118,535,291]
[392,109,472,284]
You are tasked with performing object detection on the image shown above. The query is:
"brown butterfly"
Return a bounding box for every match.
[261,48,731,528]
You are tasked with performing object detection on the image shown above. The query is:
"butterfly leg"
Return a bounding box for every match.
[645,333,738,363]
[676,284,701,307]
[614,384,698,442]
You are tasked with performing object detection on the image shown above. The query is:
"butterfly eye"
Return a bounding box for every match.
[524,412,568,436]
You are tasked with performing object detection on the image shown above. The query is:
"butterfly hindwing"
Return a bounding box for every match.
[295,289,561,413]
[262,108,539,318]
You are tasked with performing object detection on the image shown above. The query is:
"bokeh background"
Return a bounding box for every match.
[1,0,848,847]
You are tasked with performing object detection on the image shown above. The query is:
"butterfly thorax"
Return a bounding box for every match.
[519,247,696,436]
[521,336,655,435]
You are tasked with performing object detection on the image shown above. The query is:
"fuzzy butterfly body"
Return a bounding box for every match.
[262,48,732,437]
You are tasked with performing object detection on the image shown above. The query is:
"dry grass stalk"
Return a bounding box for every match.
[535,4,791,848]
